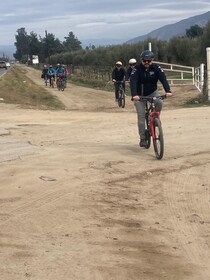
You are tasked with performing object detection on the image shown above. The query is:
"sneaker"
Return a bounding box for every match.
[139,139,146,147]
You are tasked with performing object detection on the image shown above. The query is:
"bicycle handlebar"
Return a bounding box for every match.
[114,80,125,84]
[140,95,166,101]
[131,94,166,102]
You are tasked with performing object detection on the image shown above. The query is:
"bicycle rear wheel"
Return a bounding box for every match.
[152,118,164,159]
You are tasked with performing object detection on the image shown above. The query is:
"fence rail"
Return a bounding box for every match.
[71,61,204,90]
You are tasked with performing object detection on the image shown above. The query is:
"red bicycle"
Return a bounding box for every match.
[141,95,166,160]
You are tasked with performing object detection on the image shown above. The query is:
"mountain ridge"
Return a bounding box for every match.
[126,11,210,44]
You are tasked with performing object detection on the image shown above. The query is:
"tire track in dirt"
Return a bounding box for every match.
[163,164,210,279]
[0,181,81,226]
[79,151,210,279]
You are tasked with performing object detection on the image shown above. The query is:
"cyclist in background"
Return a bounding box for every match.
[130,50,172,148]
[112,61,126,102]
[126,58,137,82]
[56,64,66,87]
[41,64,48,80]
[55,63,60,70]
[56,64,66,77]
[47,65,56,87]
[61,64,68,88]
[63,64,69,76]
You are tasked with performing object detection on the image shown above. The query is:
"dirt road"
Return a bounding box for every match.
[0,65,210,280]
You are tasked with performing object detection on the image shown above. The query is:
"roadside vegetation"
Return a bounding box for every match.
[12,22,210,68]
[0,65,65,110]
[3,21,209,108]
[69,75,131,95]
[185,95,210,107]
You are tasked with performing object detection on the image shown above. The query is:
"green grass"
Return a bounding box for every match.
[70,75,131,96]
[0,66,65,110]
[184,94,210,107]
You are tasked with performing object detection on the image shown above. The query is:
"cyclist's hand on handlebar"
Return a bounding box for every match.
[166,92,172,97]
[112,79,116,83]
[132,95,140,101]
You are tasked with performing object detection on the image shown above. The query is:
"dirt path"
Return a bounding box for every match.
[0,65,210,280]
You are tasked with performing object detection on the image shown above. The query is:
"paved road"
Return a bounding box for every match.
[0,68,7,77]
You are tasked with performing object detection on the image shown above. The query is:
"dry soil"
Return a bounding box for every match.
[0,65,210,280]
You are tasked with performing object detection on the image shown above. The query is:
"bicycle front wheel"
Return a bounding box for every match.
[118,90,122,107]
[121,90,125,108]
[61,80,65,91]
[152,118,164,160]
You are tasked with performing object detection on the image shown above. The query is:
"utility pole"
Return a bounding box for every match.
[45,30,51,64]
[207,47,210,100]
[148,42,152,51]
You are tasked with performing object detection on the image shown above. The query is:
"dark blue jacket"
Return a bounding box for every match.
[130,63,171,97]
[112,67,126,81]
[126,66,133,81]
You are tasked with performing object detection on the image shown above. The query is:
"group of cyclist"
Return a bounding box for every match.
[41,63,69,89]
[112,50,172,148]
[41,51,172,149]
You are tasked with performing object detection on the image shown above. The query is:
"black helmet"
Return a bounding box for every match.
[140,50,154,60]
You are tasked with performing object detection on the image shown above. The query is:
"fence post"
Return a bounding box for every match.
[200,63,205,94]
[206,47,210,100]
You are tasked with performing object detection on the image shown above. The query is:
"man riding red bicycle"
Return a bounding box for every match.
[130,50,172,147]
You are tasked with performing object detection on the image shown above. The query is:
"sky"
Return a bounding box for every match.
[0,0,210,47]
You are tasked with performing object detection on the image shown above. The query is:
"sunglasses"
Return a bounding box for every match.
[129,63,136,66]
[116,64,121,67]
[142,59,152,63]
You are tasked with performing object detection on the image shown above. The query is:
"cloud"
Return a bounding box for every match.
[0,0,210,45]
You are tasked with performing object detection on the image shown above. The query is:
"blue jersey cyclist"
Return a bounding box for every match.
[130,50,172,148]
[47,65,56,78]
[56,64,66,79]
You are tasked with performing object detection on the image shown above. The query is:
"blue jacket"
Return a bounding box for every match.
[56,67,66,76]
[130,63,171,97]
[47,68,56,76]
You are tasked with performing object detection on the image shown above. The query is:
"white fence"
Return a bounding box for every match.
[155,61,205,93]
[194,64,205,93]
[72,61,205,93]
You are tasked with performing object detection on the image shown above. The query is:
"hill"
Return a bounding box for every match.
[126,11,210,43]
[0,45,15,59]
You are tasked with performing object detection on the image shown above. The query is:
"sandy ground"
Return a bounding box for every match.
[0,65,210,280]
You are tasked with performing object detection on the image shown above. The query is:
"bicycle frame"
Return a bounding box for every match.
[148,107,161,139]
[142,95,166,159]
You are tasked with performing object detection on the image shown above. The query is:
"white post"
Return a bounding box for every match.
[148,42,152,51]
[200,63,205,93]
[206,47,210,100]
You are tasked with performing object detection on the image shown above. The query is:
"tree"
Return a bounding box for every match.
[186,24,203,38]
[40,32,64,63]
[63,31,82,52]
[14,27,29,62]
[28,32,41,64]
[197,20,210,62]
